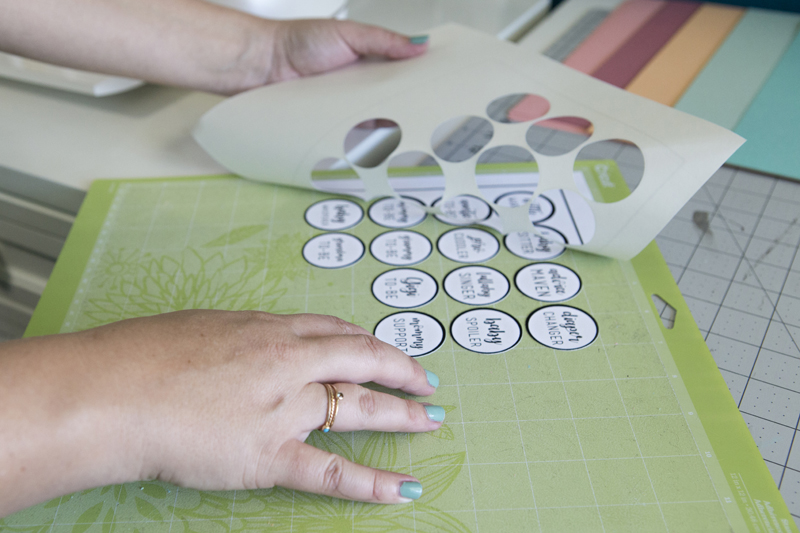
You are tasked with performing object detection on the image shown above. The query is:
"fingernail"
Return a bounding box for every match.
[424,405,445,422]
[425,370,439,388]
[409,35,429,45]
[400,481,422,500]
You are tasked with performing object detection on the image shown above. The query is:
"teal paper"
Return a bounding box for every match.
[728,27,800,180]
[675,9,800,130]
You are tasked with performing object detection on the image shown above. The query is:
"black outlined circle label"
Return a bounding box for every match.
[368,197,427,229]
[374,312,445,357]
[433,195,492,226]
[451,309,521,354]
[370,230,432,266]
[305,199,363,231]
[528,196,555,224]
[438,228,500,263]
[444,266,509,306]
[493,192,554,224]
[527,305,598,350]
[516,263,581,302]
[303,233,364,269]
[372,269,437,309]
[504,229,565,261]
[494,191,532,208]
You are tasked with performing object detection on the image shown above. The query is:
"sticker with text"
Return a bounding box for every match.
[516,263,581,302]
[504,227,565,260]
[302,233,364,269]
[444,266,509,306]
[370,230,432,266]
[527,305,598,350]
[451,309,521,354]
[494,191,554,223]
[433,195,492,226]
[372,269,438,308]
[437,227,500,263]
[305,198,363,231]
[374,312,445,357]
[368,197,427,228]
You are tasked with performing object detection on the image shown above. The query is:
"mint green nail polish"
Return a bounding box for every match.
[424,405,445,422]
[400,481,422,500]
[425,370,439,388]
[409,35,429,45]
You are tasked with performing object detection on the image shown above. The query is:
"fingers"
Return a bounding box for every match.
[284,313,370,338]
[304,383,444,433]
[336,21,428,60]
[273,440,422,503]
[303,334,436,396]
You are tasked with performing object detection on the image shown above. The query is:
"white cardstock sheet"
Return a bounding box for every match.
[193,24,744,259]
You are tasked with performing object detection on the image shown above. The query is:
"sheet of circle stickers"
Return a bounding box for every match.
[13,163,796,532]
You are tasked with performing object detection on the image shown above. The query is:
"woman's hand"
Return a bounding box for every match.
[0,310,441,517]
[0,0,428,94]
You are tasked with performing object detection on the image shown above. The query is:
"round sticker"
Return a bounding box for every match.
[493,192,554,224]
[305,199,363,231]
[444,266,509,306]
[527,305,598,350]
[516,263,581,302]
[302,233,364,269]
[528,196,555,224]
[368,197,427,228]
[504,228,566,261]
[370,230,432,266]
[374,312,445,357]
[451,309,521,354]
[372,269,438,308]
[437,228,500,263]
[433,195,492,226]
[494,191,531,208]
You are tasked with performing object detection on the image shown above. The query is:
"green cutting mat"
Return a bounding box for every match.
[4,163,794,532]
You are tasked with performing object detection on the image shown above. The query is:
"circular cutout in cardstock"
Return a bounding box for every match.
[372,269,438,309]
[368,197,427,228]
[437,227,500,264]
[370,230,432,266]
[302,233,364,269]
[526,116,593,156]
[516,263,581,302]
[433,195,492,226]
[504,229,566,261]
[431,116,494,163]
[343,118,401,168]
[444,266,509,306]
[527,305,598,350]
[451,309,521,354]
[374,312,445,357]
[486,93,550,124]
[305,199,363,231]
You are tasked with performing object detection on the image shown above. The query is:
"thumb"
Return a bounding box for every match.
[336,21,429,59]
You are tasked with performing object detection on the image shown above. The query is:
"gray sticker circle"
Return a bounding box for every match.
[516,263,581,302]
[373,269,438,308]
[444,266,509,306]
[374,312,445,357]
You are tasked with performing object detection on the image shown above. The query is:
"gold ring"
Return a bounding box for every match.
[319,384,344,433]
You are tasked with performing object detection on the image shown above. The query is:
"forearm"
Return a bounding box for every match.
[0,333,137,518]
[0,0,276,94]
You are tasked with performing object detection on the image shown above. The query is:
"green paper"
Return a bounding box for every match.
[675,9,800,130]
[10,164,796,532]
[728,28,800,181]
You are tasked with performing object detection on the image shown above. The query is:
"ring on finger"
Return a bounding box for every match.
[319,383,344,433]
